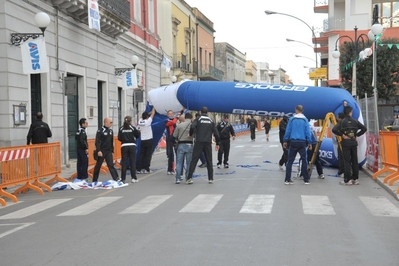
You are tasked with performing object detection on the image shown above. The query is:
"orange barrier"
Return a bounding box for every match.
[0,142,67,206]
[372,131,399,190]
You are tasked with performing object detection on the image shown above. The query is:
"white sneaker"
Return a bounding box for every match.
[131,179,138,183]
[217,164,221,169]
[318,174,325,179]
[279,165,284,171]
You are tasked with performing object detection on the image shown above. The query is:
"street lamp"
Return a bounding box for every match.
[171,76,177,83]
[11,12,51,45]
[115,55,140,75]
[265,11,319,69]
[331,26,369,97]
[370,6,384,135]
[295,55,317,63]
[287,39,318,67]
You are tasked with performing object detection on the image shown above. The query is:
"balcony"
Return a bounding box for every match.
[45,0,131,37]
[198,64,224,81]
[174,54,197,73]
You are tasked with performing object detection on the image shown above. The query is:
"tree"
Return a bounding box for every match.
[338,37,399,100]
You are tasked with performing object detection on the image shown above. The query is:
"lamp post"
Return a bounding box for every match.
[331,26,369,98]
[11,12,51,45]
[171,76,177,84]
[115,55,140,124]
[295,54,317,63]
[287,38,318,67]
[370,8,384,136]
[265,10,319,85]
[114,55,139,75]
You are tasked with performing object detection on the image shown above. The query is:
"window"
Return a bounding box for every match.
[148,0,154,32]
[377,2,399,28]
[134,0,141,24]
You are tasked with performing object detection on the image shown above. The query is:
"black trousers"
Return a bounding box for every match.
[250,127,256,140]
[93,150,118,182]
[217,138,230,165]
[342,145,359,183]
[121,145,137,181]
[77,149,88,179]
[166,136,175,171]
[279,142,288,166]
[337,145,345,175]
[138,139,153,171]
[187,142,213,180]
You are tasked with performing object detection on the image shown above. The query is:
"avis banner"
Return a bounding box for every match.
[122,69,138,90]
[20,36,48,74]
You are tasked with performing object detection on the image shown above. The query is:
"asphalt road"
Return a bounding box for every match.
[1,129,399,266]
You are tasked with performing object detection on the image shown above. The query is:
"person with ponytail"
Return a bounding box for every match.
[118,116,140,183]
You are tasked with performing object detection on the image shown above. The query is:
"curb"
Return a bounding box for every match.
[362,168,399,201]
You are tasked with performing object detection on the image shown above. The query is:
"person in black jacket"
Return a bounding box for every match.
[26,112,52,144]
[186,107,220,184]
[278,116,289,170]
[118,116,140,183]
[216,114,235,168]
[247,116,258,141]
[93,117,120,183]
[332,106,367,185]
[75,118,89,180]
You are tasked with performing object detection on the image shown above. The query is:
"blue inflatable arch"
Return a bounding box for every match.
[143,80,366,168]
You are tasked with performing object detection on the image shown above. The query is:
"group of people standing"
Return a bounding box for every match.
[171,108,236,184]
[27,102,367,188]
[279,104,367,186]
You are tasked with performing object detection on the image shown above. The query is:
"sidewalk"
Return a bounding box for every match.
[361,168,399,201]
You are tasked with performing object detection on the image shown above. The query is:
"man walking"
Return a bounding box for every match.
[186,107,220,184]
[27,112,52,144]
[216,114,235,168]
[173,113,194,184]
[93,117,120,183]
[75,118,89,180]
[332,106,367,185]
[165,110,182,175]
[283,105,312,185]
[247,116,257,141]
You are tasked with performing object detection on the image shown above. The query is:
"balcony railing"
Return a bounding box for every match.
[46,0,131,38]
[198,64,224,81]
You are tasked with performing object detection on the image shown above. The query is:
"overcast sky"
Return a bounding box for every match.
[185,0,327,85]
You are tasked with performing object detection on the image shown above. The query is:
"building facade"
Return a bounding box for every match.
[0,0,161,165]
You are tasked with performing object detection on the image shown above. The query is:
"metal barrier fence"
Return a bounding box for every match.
[0,142,68,206]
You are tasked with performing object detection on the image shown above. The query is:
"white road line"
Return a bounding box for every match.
[302,195,336,215]
[179,194,223,213]
[0,199,72,219]
[0,222,35,239]
[119,195,172,214]
[234,145,245,148]
[239,195,274,214]
[359,196,399,217]
[57,197,122,216]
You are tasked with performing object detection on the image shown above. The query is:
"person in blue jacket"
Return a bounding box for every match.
[283,105,312,185]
